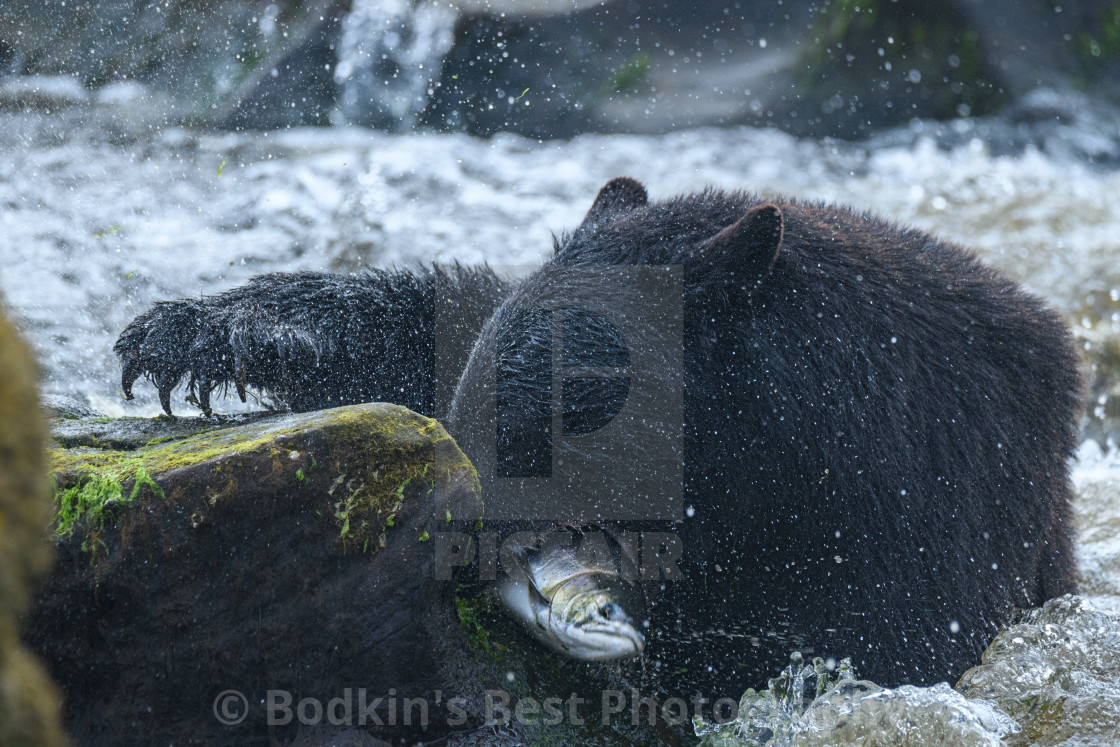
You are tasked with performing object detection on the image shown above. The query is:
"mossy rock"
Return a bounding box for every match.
[29,404,490,744]
[27,404,667,745]
[46,404,481,558]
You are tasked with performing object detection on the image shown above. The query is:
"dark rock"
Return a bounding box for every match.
[421,0,1120,139]
[420,0,810,138]
[422,7,610,138]
[770,0,1120,139]
[31,404,481,744]
[216,0,348,129]
[780,0,1009,139]
[40,393,103,421]
[0,0,349,129]
[27,404,665,745]
[49,411,275,451]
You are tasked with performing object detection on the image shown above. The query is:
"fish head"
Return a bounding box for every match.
[548,573,646,661]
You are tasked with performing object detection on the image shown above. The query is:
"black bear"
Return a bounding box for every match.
[115,178,1081,699]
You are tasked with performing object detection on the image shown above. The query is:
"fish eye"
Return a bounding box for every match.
[600,603,616,619]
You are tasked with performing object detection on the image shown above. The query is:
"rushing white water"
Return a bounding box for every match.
[2,92,1119,746]
[696,594,1120,746]
[335,0,457,129]
[4,100,1120,419]
[694,653,1022,747]
[332,0,620,130]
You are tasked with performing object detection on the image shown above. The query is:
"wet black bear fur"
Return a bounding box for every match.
[116,178,1082,696]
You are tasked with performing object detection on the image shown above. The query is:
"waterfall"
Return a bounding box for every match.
[335,0,458,130]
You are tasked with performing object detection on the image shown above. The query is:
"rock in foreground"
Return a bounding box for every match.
[27,404,665,746]
[29,405,490,745]
[0,309,68,747]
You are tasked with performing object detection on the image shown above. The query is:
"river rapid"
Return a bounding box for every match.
[2,94,1119,745]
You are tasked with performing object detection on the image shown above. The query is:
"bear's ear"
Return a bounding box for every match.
[582,177,648,225]
[698,203,784,281]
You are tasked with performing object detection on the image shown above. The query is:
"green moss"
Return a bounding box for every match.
[129,464,165,502]
[143,435,181,447]
[55,407,404,485]
[455,596,496,657]
[49,404,482,556]
[333,471,412,548]
[819,0,877,40]
[54,474,122,538]
[54,462,166,543]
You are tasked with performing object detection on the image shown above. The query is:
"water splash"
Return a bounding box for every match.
[692,653,854,745]
[335,0,457,130]
[694,653,1018,747]
[696,595,1120,746]
[957,595,1120,746]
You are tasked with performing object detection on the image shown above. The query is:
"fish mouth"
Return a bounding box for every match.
[564,623,646,662]
[495,541,648,662]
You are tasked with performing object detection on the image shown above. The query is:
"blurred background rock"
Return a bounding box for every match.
[2,0,1119,138]
[0,304,68,747]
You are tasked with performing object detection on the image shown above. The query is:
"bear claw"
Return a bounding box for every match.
[157,377,176,417]
[235,359,247,403]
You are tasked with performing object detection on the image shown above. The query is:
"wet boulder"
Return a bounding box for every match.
[26,404,663,745]
[28,404,481,744]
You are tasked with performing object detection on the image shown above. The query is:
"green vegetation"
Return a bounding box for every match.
[128,464,164,502]
[49,404,482,557]
[455,596,496,657]
[53,463,166,558]
[607,53,650,94]
[1074,3,1120,74]
[54,464,163,538]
